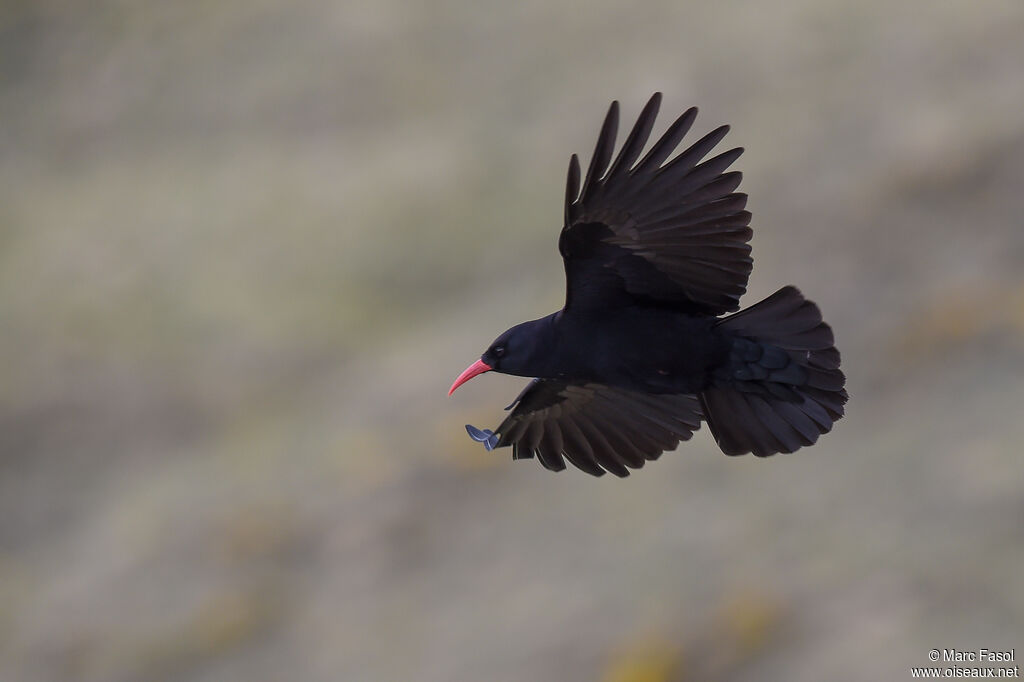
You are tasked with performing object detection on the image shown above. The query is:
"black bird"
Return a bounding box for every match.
[448,93,846,476]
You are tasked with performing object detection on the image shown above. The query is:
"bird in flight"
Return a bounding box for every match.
[448,93,846,476]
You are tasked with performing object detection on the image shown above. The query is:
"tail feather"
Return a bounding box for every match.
[700,286,847,457]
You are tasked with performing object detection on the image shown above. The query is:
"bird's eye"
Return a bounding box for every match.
[493,345,506,357]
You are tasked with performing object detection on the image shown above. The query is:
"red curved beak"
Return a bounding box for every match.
[448,359,492,396]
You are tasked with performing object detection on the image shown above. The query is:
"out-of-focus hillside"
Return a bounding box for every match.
[2,1,1023,680]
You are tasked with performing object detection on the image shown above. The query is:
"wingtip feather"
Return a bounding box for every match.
[581,101,620,199]
[564,154,581,224]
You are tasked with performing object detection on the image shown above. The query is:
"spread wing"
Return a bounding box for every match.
[468,379,703,477]
[560,93,753,315]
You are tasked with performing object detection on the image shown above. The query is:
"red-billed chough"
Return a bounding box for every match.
[449,93,846,476]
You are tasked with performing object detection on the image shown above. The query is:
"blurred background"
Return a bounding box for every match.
[2,1,1023,680]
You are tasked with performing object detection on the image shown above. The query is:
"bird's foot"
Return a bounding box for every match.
[465,424,499,451]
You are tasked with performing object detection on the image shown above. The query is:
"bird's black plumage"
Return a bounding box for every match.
[449,93,847,476]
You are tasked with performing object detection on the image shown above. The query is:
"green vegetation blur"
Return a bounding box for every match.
[2,1,1023,681]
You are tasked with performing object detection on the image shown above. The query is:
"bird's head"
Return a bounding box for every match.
[448,318,553,396]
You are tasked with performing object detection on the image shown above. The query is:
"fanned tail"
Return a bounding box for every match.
[700,286,847,456]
